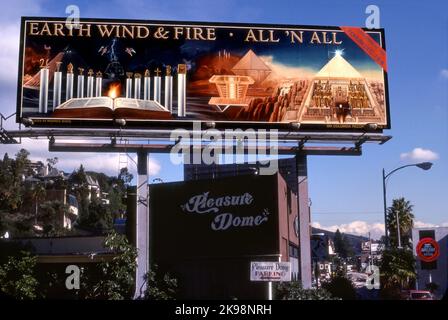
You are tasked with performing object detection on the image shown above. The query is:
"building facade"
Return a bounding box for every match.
[412,227,448,299]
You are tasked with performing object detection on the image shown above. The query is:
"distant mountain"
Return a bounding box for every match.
[311,227,369,256]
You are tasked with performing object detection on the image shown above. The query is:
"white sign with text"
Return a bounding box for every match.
[250,261,291,282]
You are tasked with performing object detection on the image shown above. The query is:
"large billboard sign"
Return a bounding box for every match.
[17,17,389,130]
[150,174,279,260]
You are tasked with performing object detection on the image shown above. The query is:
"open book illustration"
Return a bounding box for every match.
[52,97,172,119]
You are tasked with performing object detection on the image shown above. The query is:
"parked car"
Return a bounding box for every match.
[408,290,433,300]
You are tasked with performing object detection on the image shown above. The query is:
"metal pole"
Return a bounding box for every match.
[382,168,388,248]
[396,211,402,248]
[268,282,272,300]
[296,154,312,289]
[369,232,372,268]
[134,151,149,299]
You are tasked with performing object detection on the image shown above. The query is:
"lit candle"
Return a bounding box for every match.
[65,63,74,101]
[126,72,133,98]
[153,68,161,103]
[95,71,102,97]
[38,61,49,113]
[177,64,187,117]
[134,73,141,99]
[86,69,94,98]
[52,61,62,110]
[77,68,84,98]
[164,65,173,113]
[143,69,151,100]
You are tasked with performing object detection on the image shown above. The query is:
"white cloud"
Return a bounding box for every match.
[0,24,20,87]
[0,0,45,88]
[440,69,448,79]
[313,220,448,239]
[400,147,439,162]
[414,220,437,228]
[312,220,385,240]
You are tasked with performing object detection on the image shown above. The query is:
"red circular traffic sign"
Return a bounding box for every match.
[416,238,440,262]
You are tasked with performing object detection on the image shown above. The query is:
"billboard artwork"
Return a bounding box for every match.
[17,17,389,130]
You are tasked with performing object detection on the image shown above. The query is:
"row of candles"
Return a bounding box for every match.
[38,62,187,117]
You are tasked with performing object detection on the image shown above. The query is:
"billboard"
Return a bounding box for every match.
[150,174,280,260]
[17,17,389,130]
[150,174,284,298]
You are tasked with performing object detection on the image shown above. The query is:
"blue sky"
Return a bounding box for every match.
[0,0,447,238]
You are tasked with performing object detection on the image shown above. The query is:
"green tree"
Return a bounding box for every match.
[86,199,113,233]
[84,231,137,299]
[322,275,357,300]
[333,229,353,259]
[46,157,58,170]
[39,200,72,236]
[386,198,414,249]
[334,229,344,254]
[0,150,30,211]
[118,167,133,188]
[380,247,416,299]
[30,183,46,225]
[0,251,39,299]
[70,165,90,228]
[143,265,178,300]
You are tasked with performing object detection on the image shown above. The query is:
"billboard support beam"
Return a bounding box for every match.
[48,140,364,156]
[134,151,150,299]
[296,154,312,289]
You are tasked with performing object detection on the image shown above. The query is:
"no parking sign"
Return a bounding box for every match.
[416,238,440,263]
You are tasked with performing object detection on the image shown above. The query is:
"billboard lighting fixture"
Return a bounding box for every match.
[290,122,301,130]
[365,123,378,131]
[22,118,33,126]
[115,118,126,126]
[205,121,216,129]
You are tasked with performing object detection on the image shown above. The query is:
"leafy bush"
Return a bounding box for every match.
[321,275,357,300]
[83,231,137,299]
[275,281,338,300]
[0,251,39,299]
[143,264,178,300]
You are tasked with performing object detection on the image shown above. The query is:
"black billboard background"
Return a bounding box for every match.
[150,174,279,261]
[150,174,281,299]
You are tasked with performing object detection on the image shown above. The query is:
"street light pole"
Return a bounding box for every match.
[396,206,402,248]
[382,168,388,247]
[382,162,433,249]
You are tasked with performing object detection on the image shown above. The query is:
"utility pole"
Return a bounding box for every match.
[369,232,372,268]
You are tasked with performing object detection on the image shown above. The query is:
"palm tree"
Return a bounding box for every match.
[380,247,416,298]
[31,183,46,225]
[386,197,414,249]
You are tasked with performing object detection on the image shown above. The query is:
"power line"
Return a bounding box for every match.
[312,211,382,215]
